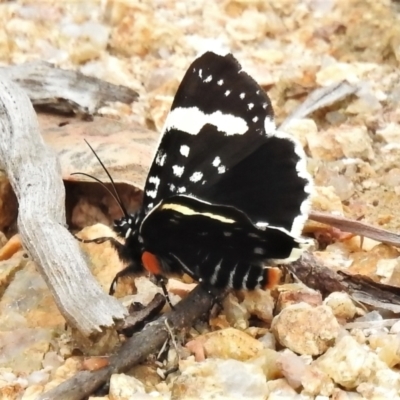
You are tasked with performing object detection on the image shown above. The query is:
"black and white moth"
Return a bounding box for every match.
[87,51,313,292]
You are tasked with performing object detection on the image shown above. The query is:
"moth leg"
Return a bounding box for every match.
[152,274,174,310]
[74,235,125,253]
[142,251,175,309]
[109,264,141,295]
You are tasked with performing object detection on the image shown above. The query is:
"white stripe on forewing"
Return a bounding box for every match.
[161,203,235,224]
[164,107,248,136]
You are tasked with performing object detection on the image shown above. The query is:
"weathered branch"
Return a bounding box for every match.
[38,284,222,400]
[0,61,138,115]
[280,81,358,130]
[288,252,400,313]
[309,210,400,247]
[0,74,127,336]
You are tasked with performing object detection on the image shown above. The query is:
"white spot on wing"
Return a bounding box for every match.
[240,92,245,99]
[254,247,265,255]
[252,116,258,123]
[262,103,267,109]
[177,186,186,193]
[198,69,203,79]
[225,90,231,96]
[212,156,221,167]
[165,107,248,136]
[217,79,224,85]
[190,171,203,182]
[148,176,160,189]
[248,103,254,110]
[146,190,157,198]
[264,115,275,135]
[155,151,166,166]
[204,75,212,83]
[218,165,226,174]
[169,183,176,192]
[180,145,190,157]
[224,231,232,237]
[172,165,184,177]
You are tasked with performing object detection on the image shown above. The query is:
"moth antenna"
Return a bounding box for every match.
[72,139,129,218]
[70,172,128,217]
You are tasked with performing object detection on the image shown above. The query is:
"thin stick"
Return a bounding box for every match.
[38,284,224,400]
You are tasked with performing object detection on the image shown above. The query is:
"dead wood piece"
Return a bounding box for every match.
[0,74,127,336]
[309,211,400,247]
[288,252,400,313]
[280,80,358,130]
[0,61,138,115]
[38,284,223,400]
[120,293,166,335]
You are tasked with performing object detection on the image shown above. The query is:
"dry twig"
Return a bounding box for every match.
[0,61,138,115]
[288,252,400,313]
[309,210,400,247]
[38,284,222,400]
[0,74,127,336]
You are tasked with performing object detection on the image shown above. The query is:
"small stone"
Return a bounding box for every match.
[250,348,281,381]
[276,350,307,389]
[53,357,82,381]
[301,364,334,397]
[0,328,53,374]
[310,186,344,215]
[240,289,274,324]
[316,62,361,86]
[383,168,400,188]
[316,335,400,390]
[88,397,109,400]
[323,292,357,321]
[376,123,400,144]
[275,286,322,313]
[172,358,268,400]
[109,373,147,400]
[0,383,24,400]
[376,258,399,283]
[283,118,318,148]
[335,125,374,160]
[226,9,268,42]
[390,320,400,334]
[266,378,297,397]
[369,333,400,368]
[222,293,250,330]
[271,303,340,355]
[306,129,344,161]
[20,385,45,400]
[258,332,276,350]
[186,328,264,361]
[330,388,364,399]
[167,278,196,298]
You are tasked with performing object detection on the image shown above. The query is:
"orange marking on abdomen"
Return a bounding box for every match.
[263,267,282,290]
[142,251,162,275]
